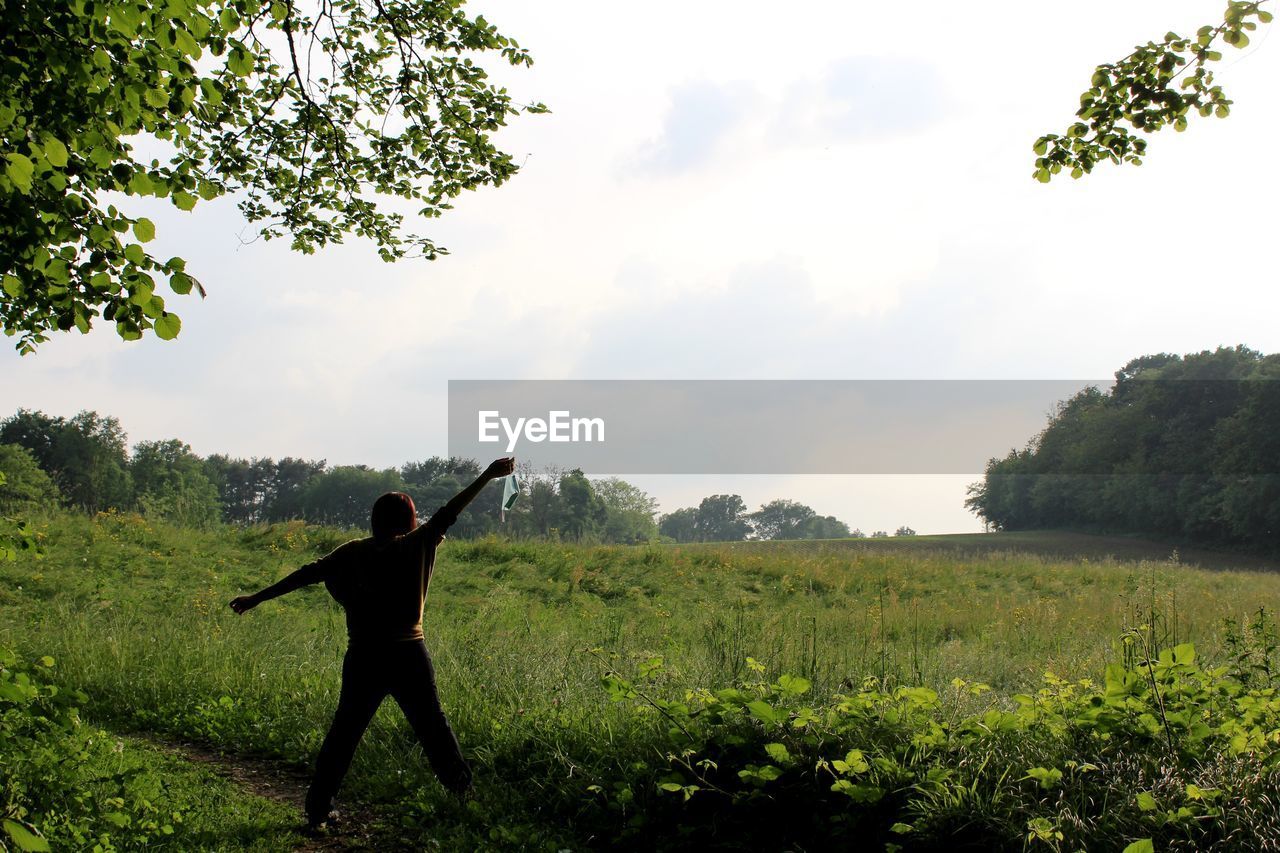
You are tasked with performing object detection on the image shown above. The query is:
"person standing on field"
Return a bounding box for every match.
[229,456,516,831]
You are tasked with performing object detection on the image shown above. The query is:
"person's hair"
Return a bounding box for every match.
[371,492,417,540]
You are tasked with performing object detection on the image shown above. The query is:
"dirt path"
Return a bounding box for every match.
[133,734,385,852]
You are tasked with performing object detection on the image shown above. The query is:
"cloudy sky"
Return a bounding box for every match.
[4,0,1279,533]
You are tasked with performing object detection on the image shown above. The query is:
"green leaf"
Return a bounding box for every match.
[228,46,254,77]
[144,88,170,108]
[42,137,68,168]
[764,742,791,764]
[153,312,181,340]
[172,191,197,211]
[129,171,155,195]
[2,275,22,298]
[174,28,201,58]
[839,749,869,774]
[133,218,156,243]
[776,674,811,695]
[1136,791,1158,812]
[1023,766,1063,789]
[170,272,193,295]
[219,8,240,30]
[124,243,147,265]
[830,779,882,802]
[746,700,781,726]
[5,153,34,193]
[1122,841,1155,853]
[129,281,154,306]
[2,820,51,852]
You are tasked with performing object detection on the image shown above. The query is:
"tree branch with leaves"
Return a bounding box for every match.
[1033,1,1271,182]
[0,0,545,352]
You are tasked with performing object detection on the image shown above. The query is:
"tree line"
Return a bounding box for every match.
[655,495,916,543]
[0,409,876,543]
[965,346,1279,553]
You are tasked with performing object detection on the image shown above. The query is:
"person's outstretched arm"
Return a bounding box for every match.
[228,548,341,614]
[418,457,515,538]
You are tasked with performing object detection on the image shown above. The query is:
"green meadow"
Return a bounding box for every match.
[5,511,1280,850]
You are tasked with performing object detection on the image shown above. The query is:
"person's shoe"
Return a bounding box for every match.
[448,780,475,807]
[304,809,340,835]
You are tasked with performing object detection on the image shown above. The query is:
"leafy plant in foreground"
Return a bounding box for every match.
[0,648,182,851]
[591,635,1280,850]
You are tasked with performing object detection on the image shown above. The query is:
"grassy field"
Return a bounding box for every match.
[4,511,1280,850]
[708,530,1280,572]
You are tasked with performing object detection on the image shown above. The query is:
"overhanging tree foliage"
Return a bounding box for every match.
[1033,0,1271,181]
[0,0,545,352]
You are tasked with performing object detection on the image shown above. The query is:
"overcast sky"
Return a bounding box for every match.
[4,0,1279,533]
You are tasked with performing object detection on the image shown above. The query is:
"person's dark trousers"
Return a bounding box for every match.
[305,639,472,822]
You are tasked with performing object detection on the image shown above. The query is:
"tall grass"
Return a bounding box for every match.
[4,510,1280,848]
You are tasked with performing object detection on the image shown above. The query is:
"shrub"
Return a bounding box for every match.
[0,648,182,851]
[588,633,1280,850]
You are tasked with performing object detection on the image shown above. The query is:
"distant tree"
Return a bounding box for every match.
[554,469,607,541]
[1214,358,1280,544]
[748,499,816,540]
[205,454,276,524]
[694,494,751,543]
[967,346,1280,553]
[870,531,889,539]
[0,409,132,512]
[797,515,851,540]
[401,457,481,492]
[0,444,59,511]
[517,476,560,538]
[0,410,60,467]
[299,465,404,530]
[848,528,866,539]
[262,457,326,522]
[131,439,220,527]
[402,456,498,537]
[410,472,465,525]
[894,526,917,537]
[594,477,658,544]
[659,507,699,543]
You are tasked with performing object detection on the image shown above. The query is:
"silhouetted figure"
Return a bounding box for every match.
[230,457,516,830]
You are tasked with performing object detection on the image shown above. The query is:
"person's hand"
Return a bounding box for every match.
[484,457,515,480]
[229,595,258,615]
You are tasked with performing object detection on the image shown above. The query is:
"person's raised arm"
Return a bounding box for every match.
[419,457,515,537]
